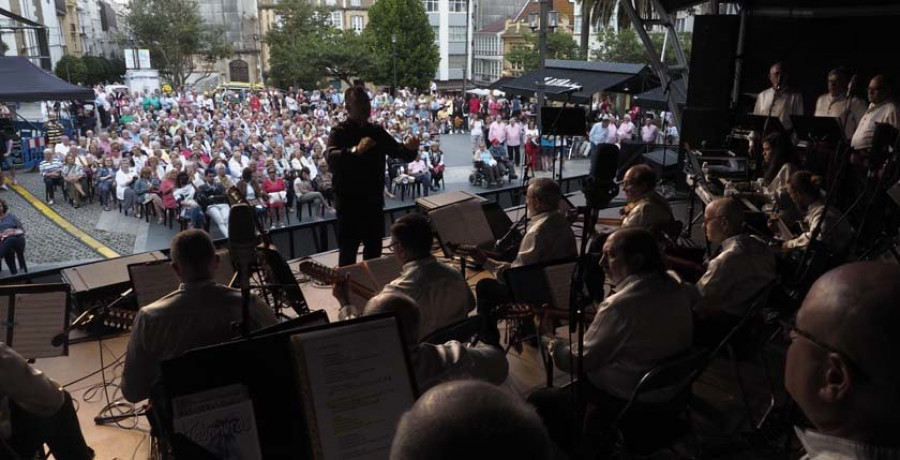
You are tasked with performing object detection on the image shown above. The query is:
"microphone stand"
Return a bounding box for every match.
[52,289,132,347]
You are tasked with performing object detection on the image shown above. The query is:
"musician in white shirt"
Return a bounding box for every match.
[850,75,900,151]
[753,62,804,133]
[814,68,867,141]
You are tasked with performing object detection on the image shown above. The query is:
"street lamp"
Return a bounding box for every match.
[391,33,398,98]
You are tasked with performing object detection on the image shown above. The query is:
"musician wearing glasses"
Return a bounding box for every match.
[470,178,576,347]
[786,262,900,458]
[528,228,693,455]
[693,198,775,348]
[814,67,867,141]
[850,74,899,152]
[333,213,473,338]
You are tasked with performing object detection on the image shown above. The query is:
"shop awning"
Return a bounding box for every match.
[500,60,658,102]
[632,78,686,110]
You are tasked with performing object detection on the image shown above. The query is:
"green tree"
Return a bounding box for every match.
[319,30,376,86]
[592,27,690,65]
[55,55,87,84]
[0,37,8,56]
[362,0,439,90]
[107,57,127,83]
[506,31,580,74]
[81,55,107,86]
[265,0,334,89]
[125,0,233,87]
[579,0,651,59]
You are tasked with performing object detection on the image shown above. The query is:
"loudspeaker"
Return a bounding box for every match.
[686,15,740,109]
[541,107,587,136]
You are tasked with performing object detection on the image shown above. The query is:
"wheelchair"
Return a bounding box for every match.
[469,160,508,188]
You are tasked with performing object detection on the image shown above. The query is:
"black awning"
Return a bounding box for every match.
[500,60,658,102]
[0,56,95,102]
[632,78,686,110]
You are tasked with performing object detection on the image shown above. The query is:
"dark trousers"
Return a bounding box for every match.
[693,311,741,350]
[43,177,63,200]
[475,278,508,346]
[0,235,25,274]
[337,207,384,267]
[527,382,626,457]
[7,392,93,460]
[507,145,521,166]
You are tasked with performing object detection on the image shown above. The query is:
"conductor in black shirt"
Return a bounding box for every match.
[327,86,420,266]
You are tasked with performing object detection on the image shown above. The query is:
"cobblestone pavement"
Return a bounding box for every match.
[1,134,590,276]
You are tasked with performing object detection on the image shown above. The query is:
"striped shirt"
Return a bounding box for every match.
[39,159,63,177]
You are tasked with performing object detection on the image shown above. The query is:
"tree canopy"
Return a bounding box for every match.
[124,0,232,87]
[55,55,87,84]
[506,32,580,74]
[592,27,691,66]
[361,0,439,90]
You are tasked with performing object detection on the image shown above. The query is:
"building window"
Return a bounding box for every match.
[449,0,466,13]
[448,54,466,70]
[351,15,364,33]
[423,0,438,13]
[325,0,336,5]
[330,11,343,28]
[448,26,466,42]
[432,25,440,41]
[350,0,361,6]
[675,17,686,32]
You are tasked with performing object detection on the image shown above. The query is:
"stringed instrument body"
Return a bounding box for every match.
[296,259,377,300]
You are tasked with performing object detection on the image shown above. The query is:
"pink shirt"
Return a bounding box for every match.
[407,160,427,175]
[504,123,523,146]
[488,122,506,144]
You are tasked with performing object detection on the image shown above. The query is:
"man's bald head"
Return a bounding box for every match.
[363,292,420,345]
[390,381,552,460]
[786,262,900,445]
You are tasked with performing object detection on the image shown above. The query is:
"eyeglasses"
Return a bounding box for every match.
[782,319,871,381]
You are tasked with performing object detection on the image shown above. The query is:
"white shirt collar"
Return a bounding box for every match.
[795,427,900,460]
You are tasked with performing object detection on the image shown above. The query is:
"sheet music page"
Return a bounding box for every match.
[364,256,402,291]
[544,262,576,311]
[336,264,376,309]
[130,263,180,308]
[172,385,263,460]
[10,292,68,359]
[290,317,415,460]
[428,203,472,248]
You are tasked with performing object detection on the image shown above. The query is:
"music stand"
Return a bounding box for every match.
[736,114,785,135]
[791,115,844,145]
[0,283,71,359]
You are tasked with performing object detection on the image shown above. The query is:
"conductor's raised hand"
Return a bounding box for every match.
[355,137,376,155]
[404,136,420,152]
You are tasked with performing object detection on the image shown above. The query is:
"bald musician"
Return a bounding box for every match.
[850,75,900,152]
[787,262,900,458]
[390,381,553,460]
[754,62,804,134]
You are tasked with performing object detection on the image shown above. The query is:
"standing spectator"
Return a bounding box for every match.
[469,113,484,148]
[38,149,64,205]
[0,123,17,189]
[488,116,506,146]
[0,198,26,275]
[505,117,524,166]
[640,116,659,143]
[616,114,636,141]
[524,119,540,169]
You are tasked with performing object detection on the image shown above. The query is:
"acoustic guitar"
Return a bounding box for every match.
[296,259,377,300]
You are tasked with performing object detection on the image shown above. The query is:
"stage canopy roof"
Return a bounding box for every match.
[633,78,686,110]
[659,0,899,11]
[500,60,657,102]
[0,57,95,102]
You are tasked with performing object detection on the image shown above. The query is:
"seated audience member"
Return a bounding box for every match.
[391,381,552,460]
[60,155,87,208]
[489,139,515,178]
[313,162,334,206]
[133,167,164,222]
[784,171,852,255]
[293,167,330,215]
[262,167,287,228]
[428,142,445,190]
[0,198,26,275]
[39,149,64,205]
[196,168,231,237]
[529,228,693,453]
[406,155,432,196]
[0,343,94,459]
[620,164,673,229]
[334,213,473,338]
[473,142,499,185]
[473,178,577,346]
[235,167,268,217]
[693,198,776,347]
[115,158,138,214]
[122,230,277,403]
[360,292,506,391]
[173,171,203,229]
[95,157,116,211]
[787,262,900,457]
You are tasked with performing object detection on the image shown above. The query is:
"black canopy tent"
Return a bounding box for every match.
[500,60,659,103]
[0,56,94,102]
[633,78,686,111]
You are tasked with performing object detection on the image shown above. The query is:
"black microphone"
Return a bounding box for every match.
[228,204,257,290]
[228,203,257,337]
[52,288,133,347]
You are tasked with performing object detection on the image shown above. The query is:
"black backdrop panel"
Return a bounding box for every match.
[541,107,588,136]
[686,15,740,109]
[737,14,900,115]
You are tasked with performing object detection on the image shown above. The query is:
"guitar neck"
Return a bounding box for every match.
[296,260,376,300]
